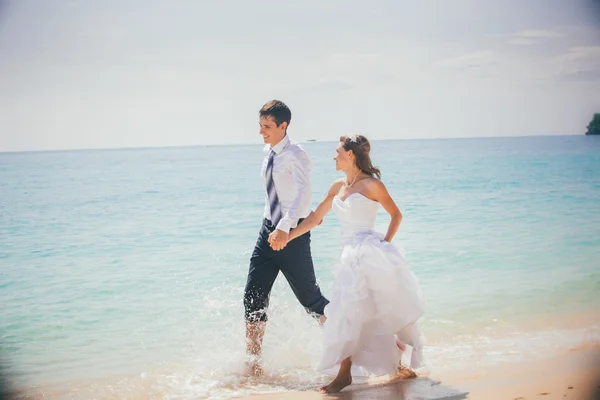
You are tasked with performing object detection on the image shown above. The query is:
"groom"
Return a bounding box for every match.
[243,100,329,375]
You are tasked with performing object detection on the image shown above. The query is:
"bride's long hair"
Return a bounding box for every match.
[340,135,381,179]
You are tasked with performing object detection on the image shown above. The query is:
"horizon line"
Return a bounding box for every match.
[0,132,584,155]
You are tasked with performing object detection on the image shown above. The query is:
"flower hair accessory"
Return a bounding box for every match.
[348,134,359,143]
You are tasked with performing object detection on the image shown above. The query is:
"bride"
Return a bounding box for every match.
[273,134,426,393]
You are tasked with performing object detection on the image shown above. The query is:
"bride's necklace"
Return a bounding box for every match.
[346,170,361,187]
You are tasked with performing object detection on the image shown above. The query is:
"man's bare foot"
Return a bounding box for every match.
[245,360,264,377]
[319,375,352,393]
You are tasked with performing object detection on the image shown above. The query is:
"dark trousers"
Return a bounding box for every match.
[244,218,329,322]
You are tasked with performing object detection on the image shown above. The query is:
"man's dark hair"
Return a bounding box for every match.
[259,100,291,130]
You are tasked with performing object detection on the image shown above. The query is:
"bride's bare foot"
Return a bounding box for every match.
[319,374,352,394]
[395,364,417,379]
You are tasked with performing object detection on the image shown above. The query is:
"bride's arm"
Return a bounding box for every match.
[369,180,402,242]
[286,180,344,242]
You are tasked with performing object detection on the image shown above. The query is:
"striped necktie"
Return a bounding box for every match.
[265,149,282,226]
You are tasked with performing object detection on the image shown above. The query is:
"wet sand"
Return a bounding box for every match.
[238,344,600,400]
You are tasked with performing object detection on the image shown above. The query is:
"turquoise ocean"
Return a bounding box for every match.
[1,135,599,399]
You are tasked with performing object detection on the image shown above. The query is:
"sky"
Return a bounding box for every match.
[0,0,599,152]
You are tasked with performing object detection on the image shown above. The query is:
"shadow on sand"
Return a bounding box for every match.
[240,376,468,400]
[322,377,468,400]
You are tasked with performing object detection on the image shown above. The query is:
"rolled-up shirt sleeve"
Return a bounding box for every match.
[276,150,312,233]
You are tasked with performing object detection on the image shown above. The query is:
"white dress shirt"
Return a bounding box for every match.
[262,135,312,233]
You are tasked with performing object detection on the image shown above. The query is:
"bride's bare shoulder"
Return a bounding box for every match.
[363,177,388,196]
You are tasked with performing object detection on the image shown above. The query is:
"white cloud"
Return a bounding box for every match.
[508,38,538,46]
[436,50,496,69]
[507,29,562,45]
[515,29,563,38]
[556,46,600,79]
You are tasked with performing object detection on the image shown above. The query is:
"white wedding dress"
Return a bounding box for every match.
[318,192,426,377]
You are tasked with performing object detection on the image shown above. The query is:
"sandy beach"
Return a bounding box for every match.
[5,311,599,400]
[238,344,600,400]
[7,344,598,400]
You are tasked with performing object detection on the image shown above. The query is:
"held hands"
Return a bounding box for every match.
[268,229,289,251]
[268,218,323,251]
